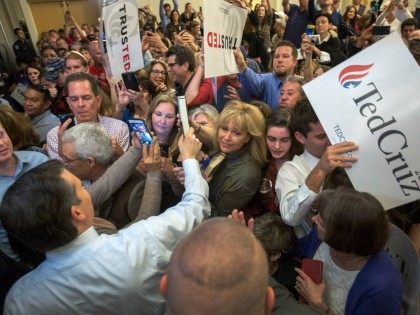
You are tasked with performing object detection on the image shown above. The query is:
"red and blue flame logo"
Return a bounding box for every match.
[338,64,374,89]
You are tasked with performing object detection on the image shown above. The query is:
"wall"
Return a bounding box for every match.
[28,0,100,36]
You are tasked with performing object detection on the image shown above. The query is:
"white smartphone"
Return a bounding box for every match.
[177,96,189,136]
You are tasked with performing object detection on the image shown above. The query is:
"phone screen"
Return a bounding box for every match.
[122,72,139,92]
[129,119,152,145]
[59,113,75,129]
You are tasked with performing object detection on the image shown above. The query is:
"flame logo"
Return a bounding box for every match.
[338,64,374,89]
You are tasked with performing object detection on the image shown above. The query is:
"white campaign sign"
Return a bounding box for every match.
[10,83,27,105]
[303,33,420,210]
[203,0,248,78]
[102,0,143,82]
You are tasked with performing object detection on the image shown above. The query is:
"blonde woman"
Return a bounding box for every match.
[207,101,267,217]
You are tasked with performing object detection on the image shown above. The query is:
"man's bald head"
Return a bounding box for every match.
[162,218,273,315]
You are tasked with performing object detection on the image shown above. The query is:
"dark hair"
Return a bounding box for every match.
[317,189,389,256]
[248,100,273,120]
[25,62,42,77]
[137,76,157,96]
[401,18,419,30]
[40,45,58,56]
[13,28,23,35]
[316,13,333,25]
[186,20,200,33]
[64,72,99,96]
[323,168,354,190]
[276,41,298,60]
[0,106,40,149]
[290,98,319,137]
[266,109,303,159]
[0,160,80,252]
[27,83,52,102]
[170,9,180,24]
[254,213,295,259]
[165,45,196,72]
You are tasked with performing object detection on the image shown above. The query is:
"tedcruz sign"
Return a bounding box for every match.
[101,0,143,82]
[304,33,420,210]
[203,0,247,78]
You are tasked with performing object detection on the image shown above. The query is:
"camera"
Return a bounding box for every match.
[308,34,321,45]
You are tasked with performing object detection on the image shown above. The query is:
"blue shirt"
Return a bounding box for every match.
[238,67,283,110]
[283,4,311,48]
[0,150,49,260]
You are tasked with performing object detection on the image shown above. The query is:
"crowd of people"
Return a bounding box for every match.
[0,0,419,314]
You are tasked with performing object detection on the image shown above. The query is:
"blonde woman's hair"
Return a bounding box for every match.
[215,101,267,165]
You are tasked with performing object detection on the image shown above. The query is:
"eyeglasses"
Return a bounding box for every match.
[167,62,178,68]
[150,69,167,76]
[63,157,87,167]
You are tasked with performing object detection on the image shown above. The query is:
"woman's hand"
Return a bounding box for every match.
[155,82,168,93]
[295,268,327,309]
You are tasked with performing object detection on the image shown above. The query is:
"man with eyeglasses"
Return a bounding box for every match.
[46,72,129,160]
[165,45,213,108]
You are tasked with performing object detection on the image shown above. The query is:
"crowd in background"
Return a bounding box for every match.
[0,0,419,314]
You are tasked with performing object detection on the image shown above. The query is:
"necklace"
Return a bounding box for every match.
[329,248,368,266]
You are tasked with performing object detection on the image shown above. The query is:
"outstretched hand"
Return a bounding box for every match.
[229,209,255,232]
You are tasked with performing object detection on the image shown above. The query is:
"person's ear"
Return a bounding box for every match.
[95,94,102,106]
[87,156,96,167]
[70,204,86,222]
[159,274,168,298]
[295,131,306,145]
[265,286,275,314]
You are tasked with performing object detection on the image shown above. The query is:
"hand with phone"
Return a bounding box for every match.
[178,127,202,161]
[295,265,327,311]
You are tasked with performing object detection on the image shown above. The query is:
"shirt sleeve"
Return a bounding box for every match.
[46,127,61,160]
[238,67,265,98]
[88,146,141,211]
[122,159,210,256]
[275,162,317,227]
[187,79,214,108]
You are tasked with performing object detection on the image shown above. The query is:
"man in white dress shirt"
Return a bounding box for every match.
[275,99,358,235]
[1,128,209,315]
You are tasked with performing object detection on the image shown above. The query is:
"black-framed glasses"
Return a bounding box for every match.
[63,157,87,167]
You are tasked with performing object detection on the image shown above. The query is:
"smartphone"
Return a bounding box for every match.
[129,119,152,145]
[122,72,139,92]
[372,26,390,36]
[160,144,169,158]
[302,258,323,284]
[59,113,75,129]
[299,259,323,304]
[177,96,189,136]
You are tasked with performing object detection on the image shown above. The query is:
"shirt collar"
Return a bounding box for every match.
[31,110,53,125]
[11,153,27,178]
[46,227,99,261]
[302,149,320,169]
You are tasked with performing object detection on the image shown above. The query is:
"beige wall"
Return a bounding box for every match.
[29,0,100,37]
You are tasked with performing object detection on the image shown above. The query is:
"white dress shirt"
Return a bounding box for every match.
[275,150,319,234]
[4,159,210,315]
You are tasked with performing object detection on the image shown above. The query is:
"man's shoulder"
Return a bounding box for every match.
[15,150,49,165]
[100,116,129,129]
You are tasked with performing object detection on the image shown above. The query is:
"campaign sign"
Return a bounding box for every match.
[10,83,27,105]
[204,0,248,78]
[303,33,420,210]
[102,0,143,82]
